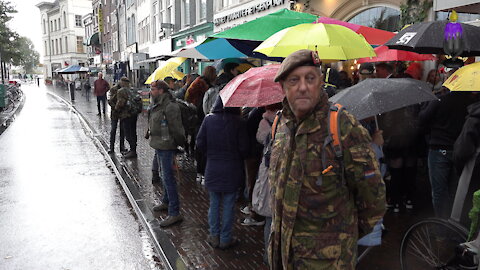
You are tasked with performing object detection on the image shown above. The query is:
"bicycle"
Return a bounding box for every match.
[400,150,480,270]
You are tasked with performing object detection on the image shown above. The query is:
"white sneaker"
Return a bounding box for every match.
[201,176,205,185]
[240,206,252,215]
[196,174,202,182]
[405,200,413,210]
[241,217,265,226]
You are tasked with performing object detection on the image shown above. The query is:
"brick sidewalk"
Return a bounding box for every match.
[48,86,267,269]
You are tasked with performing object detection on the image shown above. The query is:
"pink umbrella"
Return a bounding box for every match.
[358,45,437,63]
[315,17,395,46]
[220,64,283,107]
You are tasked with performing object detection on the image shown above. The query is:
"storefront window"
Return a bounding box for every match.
[348,7,400,32]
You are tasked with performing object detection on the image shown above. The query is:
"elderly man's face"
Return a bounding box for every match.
[282,66,323,120]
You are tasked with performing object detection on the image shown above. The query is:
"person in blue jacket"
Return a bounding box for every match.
[196,96,250,250]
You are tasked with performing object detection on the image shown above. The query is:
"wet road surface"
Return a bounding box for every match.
[0,85,164,270]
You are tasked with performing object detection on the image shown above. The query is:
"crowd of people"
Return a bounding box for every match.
[78,51,479,268]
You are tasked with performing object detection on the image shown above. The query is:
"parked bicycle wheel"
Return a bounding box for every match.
[400,218,468,270]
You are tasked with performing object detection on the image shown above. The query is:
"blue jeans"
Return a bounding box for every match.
[428,149,459,218]
[208,192,236,244]
[156,150,180,216]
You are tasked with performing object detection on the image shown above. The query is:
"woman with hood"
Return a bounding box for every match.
[196,96,250,250]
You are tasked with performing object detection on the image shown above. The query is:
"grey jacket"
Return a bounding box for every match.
[148,92,185,150]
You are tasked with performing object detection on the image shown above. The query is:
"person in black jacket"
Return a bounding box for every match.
[453,99,480,224]
[420,91,478,218]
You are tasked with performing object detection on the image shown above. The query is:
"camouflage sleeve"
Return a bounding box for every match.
[115,89,128,111]
[340,111,386,237]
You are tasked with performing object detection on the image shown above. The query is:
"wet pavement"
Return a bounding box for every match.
[43,83,437,269]
[0,84,164,270]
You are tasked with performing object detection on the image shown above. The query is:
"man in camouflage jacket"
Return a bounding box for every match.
[268,50,386,270]
[107,84,125,153]
[115,77,137,158]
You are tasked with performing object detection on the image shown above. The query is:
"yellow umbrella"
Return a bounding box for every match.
[254,23,376,60]
[443,62,480,91]
[144,57,186,84]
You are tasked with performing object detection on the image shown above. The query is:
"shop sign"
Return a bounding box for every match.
[214,0,287,28]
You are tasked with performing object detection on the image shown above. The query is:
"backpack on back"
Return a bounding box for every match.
[127,89,143,115]
[174,98,199,134]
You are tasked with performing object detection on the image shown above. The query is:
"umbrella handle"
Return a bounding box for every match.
[375,115,379,130]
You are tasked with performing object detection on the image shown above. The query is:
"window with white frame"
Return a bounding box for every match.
[153,2,157,41]
[59,37,62,54]
[181,0,190,28]
[43,19,46,34]
[75,15,82,27]
[77,36,84,53]
[196,0,207,23]
[51,40,54,55]
[63,11,67,28]
[44,41,47,55]
[55,39,58,54]
[65,37,68,53]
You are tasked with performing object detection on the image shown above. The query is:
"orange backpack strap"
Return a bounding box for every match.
[271,111,282,140]
[327,103,344,158]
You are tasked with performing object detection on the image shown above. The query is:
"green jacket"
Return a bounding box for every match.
[114,86,132,119]
[148,92,185,150]
[108,85,121,120]
[268,93,386,270]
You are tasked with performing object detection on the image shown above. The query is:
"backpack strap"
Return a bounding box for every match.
[271,111,283,140]
[327,103,344,159]
[322,103,346,185]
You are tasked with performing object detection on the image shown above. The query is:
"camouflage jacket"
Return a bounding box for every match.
[114,86,132,119]
[268,94,386,270]
[108,85,121,120]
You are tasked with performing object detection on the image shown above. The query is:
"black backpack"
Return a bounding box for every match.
[174,98,199,134]
[127,89,143,115]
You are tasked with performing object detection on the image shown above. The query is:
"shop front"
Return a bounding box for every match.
[172,22,214,75]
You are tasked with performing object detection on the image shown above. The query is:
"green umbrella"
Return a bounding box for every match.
[211,8,318,41]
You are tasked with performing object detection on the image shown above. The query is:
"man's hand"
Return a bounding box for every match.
[372,130,384,146]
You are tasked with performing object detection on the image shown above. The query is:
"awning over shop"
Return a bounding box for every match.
[86,32,100,46]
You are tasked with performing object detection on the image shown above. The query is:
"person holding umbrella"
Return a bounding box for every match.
[268,49,386,269]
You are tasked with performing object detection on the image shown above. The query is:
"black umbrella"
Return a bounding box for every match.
[384,20,480,57]
[329,78,438,122]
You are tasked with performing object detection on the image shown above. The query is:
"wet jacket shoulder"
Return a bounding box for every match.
[108,85,121,119]
[196,98,250,193]
[454,101,480,171]
[148,92,185,150]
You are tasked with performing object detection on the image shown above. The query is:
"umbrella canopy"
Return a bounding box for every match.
[144,57,186,84]
[254,23,376,60]
[220,64,283,107]
[57,65,89,74]
[384,20,480,56]
[358,45,436,63]
[211,9,318,41]
[329,78,437,120]
[212,58,255,73]
[443,62,480,91]
[171,37,209,59]
[315,17,395,46]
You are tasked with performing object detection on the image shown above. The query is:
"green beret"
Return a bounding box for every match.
[274,49,322,82]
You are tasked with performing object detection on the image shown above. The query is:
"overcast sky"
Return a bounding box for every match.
[8,0,45,61]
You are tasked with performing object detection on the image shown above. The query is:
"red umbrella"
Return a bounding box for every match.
[220,64,283,107]
[315,17,395,46]
[358,45,437,63]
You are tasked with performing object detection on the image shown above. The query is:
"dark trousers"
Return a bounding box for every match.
[110,118,125,151]
[96,95,107,114]
[121,115,138,152]
[428,149,458,218]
